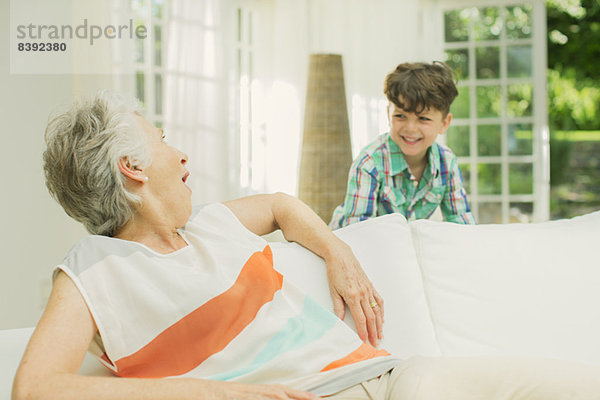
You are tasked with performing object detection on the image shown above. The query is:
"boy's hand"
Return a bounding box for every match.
[324,244,384,347]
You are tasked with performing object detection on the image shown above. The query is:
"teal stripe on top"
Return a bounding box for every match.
[210,295,337,381]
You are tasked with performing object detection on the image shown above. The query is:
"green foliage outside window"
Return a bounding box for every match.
[547,0,600,218]
[444,1,599,220]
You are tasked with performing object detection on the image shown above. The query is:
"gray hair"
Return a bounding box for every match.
[43,90,151,236]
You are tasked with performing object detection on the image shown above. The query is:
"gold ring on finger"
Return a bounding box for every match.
[370,301,379,309]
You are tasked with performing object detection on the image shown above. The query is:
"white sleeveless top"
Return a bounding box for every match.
[55,203,399,395]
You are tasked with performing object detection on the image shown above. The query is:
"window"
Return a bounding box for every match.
[441,1,548,223]
[130,0,166,128]
[126,0,230,204]
[232,3,269,195]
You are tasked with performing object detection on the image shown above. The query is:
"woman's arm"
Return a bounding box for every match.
[224,193,384,347]
[13,272,318,400]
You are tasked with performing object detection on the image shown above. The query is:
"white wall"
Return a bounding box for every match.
[0,0,119,329]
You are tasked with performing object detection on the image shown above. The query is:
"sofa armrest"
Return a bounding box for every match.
[1,327,110,399]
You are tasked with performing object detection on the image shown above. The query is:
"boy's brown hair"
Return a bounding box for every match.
[384,61,458,116]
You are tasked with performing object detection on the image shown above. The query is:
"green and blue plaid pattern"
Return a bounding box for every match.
[329,133,476,229]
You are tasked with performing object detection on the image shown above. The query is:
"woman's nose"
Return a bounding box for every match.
[179,150,188,165]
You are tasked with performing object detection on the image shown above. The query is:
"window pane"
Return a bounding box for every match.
[478,124,501,156]
[444,9,471,42]
[507,45,532,78]
[479,202,502,223]
[135,20,145,63]
[506,5,533,39]
[136,71,145,103]
[507,83,533,117]
[237,8,243,42]
[155,74,163,115]
[478,163,501,194]
[447,125,470,156]
[459,163,471,193]
[132,0,148,19]
[249,52,253,80]
[476,86,501,118]
[509,163,533,194]
[451,87,470,118]
[476,46,500,79]
[152,0,164,18]
[154,25,162,66]
[445,49,469,80]
[474,7,502,41]
[508,123,533,155]
[248,11,253,45]
[509,202,533,223]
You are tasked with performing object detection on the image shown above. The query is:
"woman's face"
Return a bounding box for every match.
[136,116,192,226]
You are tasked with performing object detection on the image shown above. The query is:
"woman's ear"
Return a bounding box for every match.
[118,157,148,183]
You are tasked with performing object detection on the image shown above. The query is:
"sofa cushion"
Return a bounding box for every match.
[410,211,600,366]
[271,213,440,359]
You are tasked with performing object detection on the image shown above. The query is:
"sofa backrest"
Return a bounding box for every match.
[410,211,600,365]
[272,213,440,358]
[272,211,600,366]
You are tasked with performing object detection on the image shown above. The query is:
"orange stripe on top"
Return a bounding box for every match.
[114,245,282,378]
[320,343,390,372]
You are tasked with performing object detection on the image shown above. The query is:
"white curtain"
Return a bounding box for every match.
[163,0,231,204]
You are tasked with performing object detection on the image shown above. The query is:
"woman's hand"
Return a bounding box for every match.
[220,382,321,400]
[324,242,384,347]
[225,193,385,347]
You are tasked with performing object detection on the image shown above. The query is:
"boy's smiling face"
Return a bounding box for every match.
[388,101,453,167]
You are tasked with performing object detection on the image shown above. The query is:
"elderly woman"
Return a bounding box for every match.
[12,91,600,400]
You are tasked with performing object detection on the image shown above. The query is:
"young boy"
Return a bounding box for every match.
[329,61,476,229]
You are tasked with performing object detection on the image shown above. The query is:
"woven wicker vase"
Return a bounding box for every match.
[298,54,353,223]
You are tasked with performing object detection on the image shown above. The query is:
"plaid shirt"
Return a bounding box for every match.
[329,133,476,229]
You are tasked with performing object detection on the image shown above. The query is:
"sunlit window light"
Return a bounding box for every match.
[240,74,250,188]
[266,81,301,195]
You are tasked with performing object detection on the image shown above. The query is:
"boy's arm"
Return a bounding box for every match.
[331,156,381,229]
[440,159,476,224]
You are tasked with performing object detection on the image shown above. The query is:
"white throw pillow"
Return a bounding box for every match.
[410,211,600,366]
[271,214,440,358]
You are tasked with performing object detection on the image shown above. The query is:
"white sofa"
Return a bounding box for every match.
[2,210,600,399]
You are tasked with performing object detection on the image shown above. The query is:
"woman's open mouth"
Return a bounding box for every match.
[182,171,192,192]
